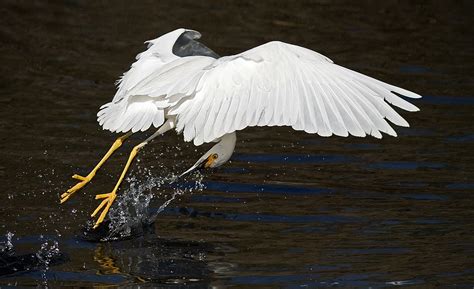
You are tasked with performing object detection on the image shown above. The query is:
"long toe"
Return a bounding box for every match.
[60,175,94,204]
[72,174,87,181]
[91,192,117,229]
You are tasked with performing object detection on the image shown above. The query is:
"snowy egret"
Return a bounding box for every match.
[61,28,421,228]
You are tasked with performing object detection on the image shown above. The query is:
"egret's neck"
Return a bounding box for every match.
[220,132,236,149]
[216,132,236,165]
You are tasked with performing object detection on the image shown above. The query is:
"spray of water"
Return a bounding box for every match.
[5,232,14,252]
[36,239,61,285]
[105,171,165,239]
[150,173,206,221]
[0,232,65,283]
[96,163,205,241]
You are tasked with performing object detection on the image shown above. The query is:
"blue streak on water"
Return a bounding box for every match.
[231,153,355,164]
[385,279,425,286]
[281,226,329,234]
[446,183,474,190]
[344,143,380,150]
[202,181,331,195]
[380,220,401,225]
[202,212,362,224]
[337,273,384,281]
[230,272,391,288]
[399,65,431,74]
[219,167,250,174]
[230,273,320,285]
[170,180,330,196]
[368,161,444,170]
[419,95,474,105]
[336,248,412,255]
[397,181,429,188]
[18,270,127,283]
[191,194,242,203]
[413,219,444,224]
[306,264,352,272]
[438,268,474,278]
[446,134,474,143]
[160,207,363,224]
[401,194,448,201]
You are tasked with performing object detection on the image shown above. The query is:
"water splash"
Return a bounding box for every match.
[0,234,66,279]
[149,173,205,222]
[83,165,206,242]
[106,171,166,239]
[36,240,61,286]
[0,232,15,253]
[5,232,14,252]
[36,240,61,269]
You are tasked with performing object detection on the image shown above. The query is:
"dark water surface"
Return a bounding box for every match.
[1,1,473,288]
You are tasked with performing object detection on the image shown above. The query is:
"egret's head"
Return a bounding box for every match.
[178,133,236,178]
[172,29,219,59]
[141,28,218,70]
[200,143,233,168]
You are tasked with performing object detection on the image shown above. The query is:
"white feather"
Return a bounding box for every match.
[97,30,420,145]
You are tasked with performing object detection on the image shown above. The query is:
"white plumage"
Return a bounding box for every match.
[63,28,422,228]
[98,28,421,145]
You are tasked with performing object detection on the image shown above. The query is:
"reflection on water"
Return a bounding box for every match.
[0,0,473,288]
[92,237,212,287]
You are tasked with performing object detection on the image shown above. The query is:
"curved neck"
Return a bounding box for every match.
[220,132,237,148]
[216,132,236,165]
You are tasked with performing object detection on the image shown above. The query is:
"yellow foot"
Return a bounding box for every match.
[91,191,117,229]
[60,173,95,204]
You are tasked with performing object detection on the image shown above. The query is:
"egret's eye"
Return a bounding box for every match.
[212,153,218,159]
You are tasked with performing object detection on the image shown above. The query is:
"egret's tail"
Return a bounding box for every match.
[97,98,165,133]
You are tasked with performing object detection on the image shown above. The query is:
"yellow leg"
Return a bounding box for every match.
[91,143,143,229]
[60,133,131,204]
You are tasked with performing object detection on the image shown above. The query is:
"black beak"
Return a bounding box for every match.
[170,158,207,184]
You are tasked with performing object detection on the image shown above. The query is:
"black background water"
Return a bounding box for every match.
[0,1,473,288]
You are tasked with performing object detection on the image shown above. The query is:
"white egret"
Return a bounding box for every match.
[60,28,421,228]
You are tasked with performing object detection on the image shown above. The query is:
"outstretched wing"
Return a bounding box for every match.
[170,41,421,145]
[97,29,218,133]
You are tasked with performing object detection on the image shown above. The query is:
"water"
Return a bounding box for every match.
[1,0,473,288]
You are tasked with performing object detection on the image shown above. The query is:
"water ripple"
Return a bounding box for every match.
[202,181,331,195]
[232,153,355,164]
